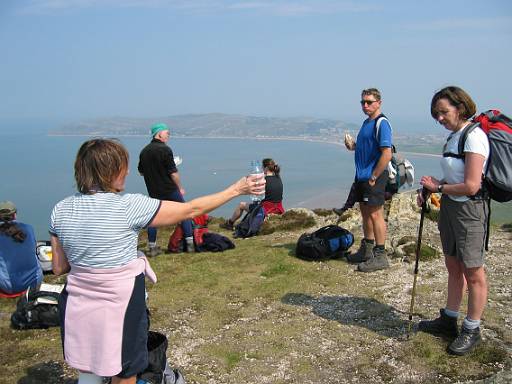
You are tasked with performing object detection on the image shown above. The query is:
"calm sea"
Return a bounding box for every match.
[2,133,443,239]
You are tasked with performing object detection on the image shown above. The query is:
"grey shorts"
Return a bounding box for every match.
[438,195,489,268]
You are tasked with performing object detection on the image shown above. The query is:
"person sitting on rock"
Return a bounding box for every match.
[0,201,43,297]
[221,158,284,230]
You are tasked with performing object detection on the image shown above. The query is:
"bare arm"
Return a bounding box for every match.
[420,152,485,195]
[51,235,70,275]
[369,147,392,186]
[150,175,265,227]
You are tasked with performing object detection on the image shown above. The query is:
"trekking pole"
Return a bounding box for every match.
[407,188,428,338]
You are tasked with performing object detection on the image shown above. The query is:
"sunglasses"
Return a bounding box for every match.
[360,99,378,106]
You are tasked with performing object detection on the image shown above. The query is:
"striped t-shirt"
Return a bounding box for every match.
[49,192,161,268]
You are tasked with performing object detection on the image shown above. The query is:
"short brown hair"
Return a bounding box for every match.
[361,88,381,101]
[74,139,129,194]
[431,86,476,120]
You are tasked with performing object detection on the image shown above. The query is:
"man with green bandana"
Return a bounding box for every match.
[138,123,194,255]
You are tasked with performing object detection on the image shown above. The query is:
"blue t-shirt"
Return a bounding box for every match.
[0,221,43,294]
[354,116,392,181]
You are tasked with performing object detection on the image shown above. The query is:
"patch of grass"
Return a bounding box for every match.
[312,208,333,217]
[260,262,296,278]
[260,210,316,235]
[403,243,440,261]
[472,340,509,364]
[225,351,243,371]
[425,209,440,222]
[397,235,417,246]
[501,222,512,232]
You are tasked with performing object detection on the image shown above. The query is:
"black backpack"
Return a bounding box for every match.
[296,225,354,261]
[11,288,61,330]
[234,201,265,238]
[137,331,186,384]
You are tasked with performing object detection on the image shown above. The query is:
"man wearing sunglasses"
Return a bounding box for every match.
[344,88,393,272]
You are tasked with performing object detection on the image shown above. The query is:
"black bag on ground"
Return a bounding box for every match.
[196,232,235,252]
[234,201,265,238]
[296,225,354,261]
[11,288,61,330]
[138,331,186,384]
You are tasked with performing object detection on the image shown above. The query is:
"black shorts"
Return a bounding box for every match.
[354,171,388,206]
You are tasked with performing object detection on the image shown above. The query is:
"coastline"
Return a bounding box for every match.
[47,133,442,158]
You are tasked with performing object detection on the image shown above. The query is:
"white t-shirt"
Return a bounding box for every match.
[50,192,161,268]
[440,124,489,202]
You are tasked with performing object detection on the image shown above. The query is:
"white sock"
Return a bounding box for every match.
[463,316,481,330]
[78,372,103,384]
[149,242,157,248]
[444,308,459,318]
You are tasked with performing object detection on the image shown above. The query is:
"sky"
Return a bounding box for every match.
[1,0,511,126]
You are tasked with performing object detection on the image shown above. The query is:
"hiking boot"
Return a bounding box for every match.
[185,237,195,253]
[332,207,347,216]
[448,326,481,355]
[418,309,458,338]
[357,248,389,272]
[347,239,373,263]
[148,245,161,258]
[220,219,234,231]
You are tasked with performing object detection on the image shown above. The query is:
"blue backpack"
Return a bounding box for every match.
[234,202,265,238]
[296,225,354,261]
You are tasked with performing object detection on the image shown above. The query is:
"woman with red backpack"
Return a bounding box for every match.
[417,86,489,356]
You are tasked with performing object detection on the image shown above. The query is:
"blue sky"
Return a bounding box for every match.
[1,0,511,125]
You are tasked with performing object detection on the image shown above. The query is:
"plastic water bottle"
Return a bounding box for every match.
[250,160,264,202]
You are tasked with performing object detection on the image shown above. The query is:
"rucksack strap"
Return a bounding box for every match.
[457,122,480,157]
[485,197,491,252]
[442,122,480,160]
[373,113,387,142]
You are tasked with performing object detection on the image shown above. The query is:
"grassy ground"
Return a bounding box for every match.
[1,215,511,383]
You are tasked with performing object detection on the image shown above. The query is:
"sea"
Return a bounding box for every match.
[1,130,447,239]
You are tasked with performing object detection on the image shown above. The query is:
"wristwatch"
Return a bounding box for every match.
[437,184,444,193]
[370,175,377,182]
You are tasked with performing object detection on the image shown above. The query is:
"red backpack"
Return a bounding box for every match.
[453,110,512,203]
[167,214,209,253]
[445,110,512,250]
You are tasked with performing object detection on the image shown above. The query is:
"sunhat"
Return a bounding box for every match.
[0,201,16,220]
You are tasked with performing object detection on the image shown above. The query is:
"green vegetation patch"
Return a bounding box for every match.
[425,208,440,223]
[502,223,512,232]
[402,335,509,381]
[312,208,333,217]
[403,243,440,261]
[260,261,296,278]
[260,210,316,235]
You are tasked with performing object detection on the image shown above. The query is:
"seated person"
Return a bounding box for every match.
[0,201,43,296]
[221,158,284,230]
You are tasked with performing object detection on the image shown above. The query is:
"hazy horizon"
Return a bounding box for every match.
[0,113,445,137]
